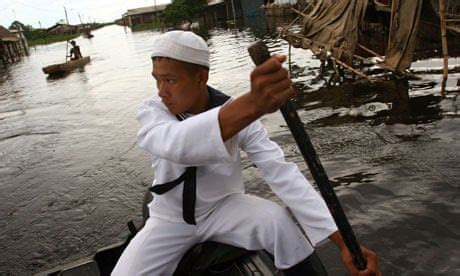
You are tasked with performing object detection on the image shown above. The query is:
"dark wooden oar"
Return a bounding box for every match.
[248,40,367,270]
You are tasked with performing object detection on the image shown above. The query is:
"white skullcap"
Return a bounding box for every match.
[151,30,210,68]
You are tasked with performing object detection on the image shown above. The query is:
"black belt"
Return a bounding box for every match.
[149,167,197,225]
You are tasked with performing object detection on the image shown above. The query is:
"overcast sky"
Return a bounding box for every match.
[0,0,171,29]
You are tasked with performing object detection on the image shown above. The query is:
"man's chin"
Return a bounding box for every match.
[164,103,186,115]
[163,103,176,114]
[168,107,183,115]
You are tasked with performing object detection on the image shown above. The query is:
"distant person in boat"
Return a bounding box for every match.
[69,40,82,60]
[112,31,380,276]
[179,19,192,31]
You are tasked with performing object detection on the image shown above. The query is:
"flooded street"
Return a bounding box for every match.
[0,21,459,275]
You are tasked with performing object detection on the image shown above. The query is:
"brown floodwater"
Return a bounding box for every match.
[0,19,459,275]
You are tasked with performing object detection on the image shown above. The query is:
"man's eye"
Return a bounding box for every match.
[167,79,175,84]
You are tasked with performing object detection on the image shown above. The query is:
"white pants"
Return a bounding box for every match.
[112,194,313,275]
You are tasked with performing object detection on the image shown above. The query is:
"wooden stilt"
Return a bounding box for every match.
[7,43,14,63]
[439,0,449,95]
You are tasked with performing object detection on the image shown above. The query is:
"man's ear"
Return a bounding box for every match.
[197,69,209,86]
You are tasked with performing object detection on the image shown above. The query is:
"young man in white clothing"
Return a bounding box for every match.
[112,30,380,275]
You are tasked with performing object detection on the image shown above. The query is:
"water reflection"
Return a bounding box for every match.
[0,19,458,275]
[297,79,449,127]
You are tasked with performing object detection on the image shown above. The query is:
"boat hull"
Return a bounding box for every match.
[36,241,279,276]
[42,56,91,75]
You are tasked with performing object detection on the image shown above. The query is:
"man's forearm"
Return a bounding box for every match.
[218,93,263,141]
[218,55,293,141]
[329,231,347,251]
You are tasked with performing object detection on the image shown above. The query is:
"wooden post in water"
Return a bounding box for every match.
[439,0,449,95]
[229,0,237,26]
[0,40,7,67]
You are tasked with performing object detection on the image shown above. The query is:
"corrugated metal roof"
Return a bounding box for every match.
[46,23,78,32]
[124,1,224,17]
[125,4,168,16]
[0,25,18,40]
[207,0,225,7]
[207,0,225,5]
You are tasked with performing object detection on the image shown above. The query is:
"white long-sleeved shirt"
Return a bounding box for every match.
[136,92,337,246]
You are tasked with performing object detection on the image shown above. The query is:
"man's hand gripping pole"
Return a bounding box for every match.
[247,40,367,270]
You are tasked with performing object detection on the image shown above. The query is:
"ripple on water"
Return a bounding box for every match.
[0,23,458,275]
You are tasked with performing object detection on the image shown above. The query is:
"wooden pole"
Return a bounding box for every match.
[357,44,421,80]
[439,0,449,95]
[248,40,368,271]
[64,6,70,24]
[64,6,70,62]
[358,44,384,61]
[329,56,372,80]
[78,13,83,25]
[6,43,14,63]
[230,0,237,26]
[0,40,6,68]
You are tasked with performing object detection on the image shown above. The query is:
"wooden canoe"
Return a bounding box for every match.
[37,237,286,276]
[42,56,91,75]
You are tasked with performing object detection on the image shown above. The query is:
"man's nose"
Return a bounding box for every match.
[157,82,168,98]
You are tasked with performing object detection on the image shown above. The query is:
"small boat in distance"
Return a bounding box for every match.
[83,28,94,38]
[42,56,91,76]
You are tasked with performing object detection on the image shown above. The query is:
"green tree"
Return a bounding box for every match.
[9,20,31,31]
[9,21,43,41]
[162,0,208,26]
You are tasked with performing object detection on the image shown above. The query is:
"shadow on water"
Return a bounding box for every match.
[45,71,71,80]
[44,67,89,81]
[329,172,379,187]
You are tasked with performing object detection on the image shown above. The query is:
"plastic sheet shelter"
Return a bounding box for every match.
[296,0,369,64]
[384,0,424,72]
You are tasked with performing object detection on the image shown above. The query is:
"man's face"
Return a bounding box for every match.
[152,58,206,114]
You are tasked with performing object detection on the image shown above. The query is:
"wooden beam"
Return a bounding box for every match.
[329,55,372,80]
[439,0,449,95]
[358,44,384,61]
